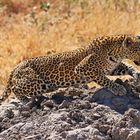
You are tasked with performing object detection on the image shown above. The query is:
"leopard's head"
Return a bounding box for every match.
[122,34,140,65]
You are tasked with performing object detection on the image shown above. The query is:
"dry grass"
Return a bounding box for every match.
[0,0,140,86]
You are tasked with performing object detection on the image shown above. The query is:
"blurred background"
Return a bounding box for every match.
[0,0,140,86]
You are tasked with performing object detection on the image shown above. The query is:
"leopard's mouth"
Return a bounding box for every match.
[134,60,140,66]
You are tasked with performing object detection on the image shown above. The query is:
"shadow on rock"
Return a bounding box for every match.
[92,79,140,114]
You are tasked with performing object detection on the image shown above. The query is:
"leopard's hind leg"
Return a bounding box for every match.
[10,67,49,107]
[0,70,15,104]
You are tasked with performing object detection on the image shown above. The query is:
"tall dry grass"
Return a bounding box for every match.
[0,0,140,86]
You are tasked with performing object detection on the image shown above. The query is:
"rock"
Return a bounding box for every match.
[66,129,85,140]
[72,100,91,110]
[68,110,85,122]
[111,97,129,112]
[77,133,87,140]
[18,105,30,112]
[41,108,50,116]
[0,125,2,133]
[92,88,115,104]
[78,101,91,109]
[0,123,24,137]
[43,100,54,108]
[21,111,31,117]
[89,127,101,135]
[127,129,140,140]
[66,126,109,140]
[90,135,109,140]
[97,124,110,134]
[91,113,101,120]
[20,122,34,134]
[60,131,67,138]
[129,98,140,109]
[58,100,70,109]
[51,94,65,104]
[125,108,140,124]
[2,117,9,123]
[23,134,43,139]
[4,109,14,119]
[0,117,3,122]
[66,118,73,124]
[67,87,84,96]
[119,128,130,140]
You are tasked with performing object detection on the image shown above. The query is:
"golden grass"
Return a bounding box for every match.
[0,0,140,86]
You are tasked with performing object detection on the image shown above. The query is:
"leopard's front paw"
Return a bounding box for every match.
[111,83,127,96]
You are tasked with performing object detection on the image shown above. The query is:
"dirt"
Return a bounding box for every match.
[0,79,140,140]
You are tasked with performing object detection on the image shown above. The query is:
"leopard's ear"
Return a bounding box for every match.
[122,36,133,47]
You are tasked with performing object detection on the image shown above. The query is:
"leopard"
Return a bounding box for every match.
[1,34,140,104]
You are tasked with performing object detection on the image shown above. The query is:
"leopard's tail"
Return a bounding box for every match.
[0,70,14,104]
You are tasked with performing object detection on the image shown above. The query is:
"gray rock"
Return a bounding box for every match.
[119,128,130,140]
[112,97,129,111]
[66,131,78,140]
[4,109,14,119]
[0,123,24,137]
[68,110,85,122]
[21,111,31,117]
[43,100,54,108]
[125,108,140,124]
[59,100,70,109]
[127,129,140,140]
